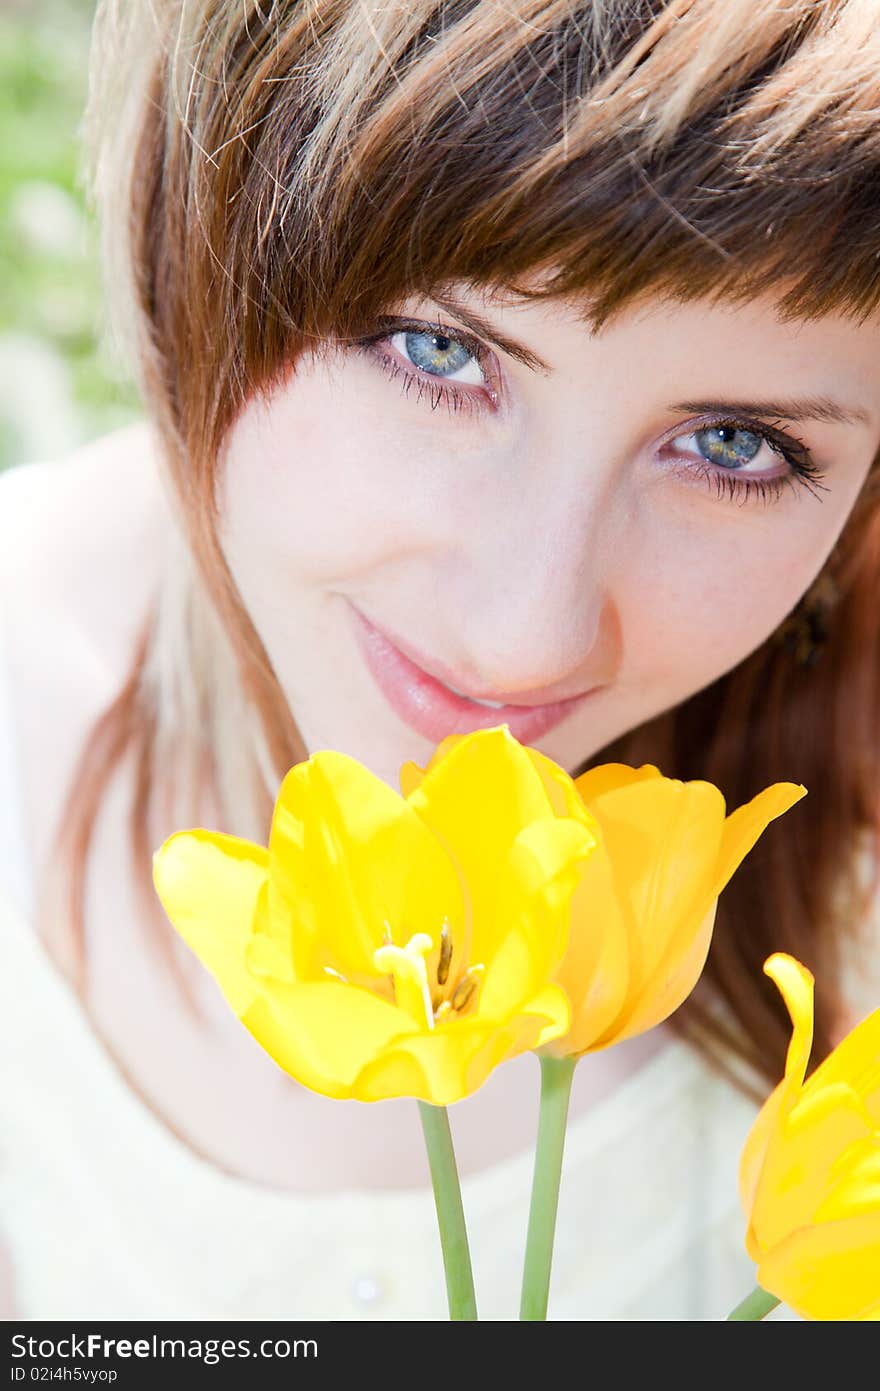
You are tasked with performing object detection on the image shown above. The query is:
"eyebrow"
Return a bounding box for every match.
[670,398,871,427]
[430,293,553,374]
[429,295,872,428]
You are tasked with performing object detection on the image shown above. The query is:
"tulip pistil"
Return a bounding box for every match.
[374,932,436,1029]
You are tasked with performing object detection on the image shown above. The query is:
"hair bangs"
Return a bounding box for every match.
[229,0,880,372]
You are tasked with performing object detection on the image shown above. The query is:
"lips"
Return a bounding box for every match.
[350,604,597,745]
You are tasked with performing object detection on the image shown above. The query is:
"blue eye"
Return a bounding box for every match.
[667,418,829,505]
[694,425,763,468]
[355,318,490,417]
[354,318,830,506]
[397,330,484,384]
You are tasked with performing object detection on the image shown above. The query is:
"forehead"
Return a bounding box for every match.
[400,280,880,423]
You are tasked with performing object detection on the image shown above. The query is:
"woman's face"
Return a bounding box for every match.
[218,283,880,789]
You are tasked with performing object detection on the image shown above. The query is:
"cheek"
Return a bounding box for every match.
[625,523,825,688]
[218,375,431,588]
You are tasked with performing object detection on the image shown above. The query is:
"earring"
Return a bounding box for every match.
[772,570,840,668]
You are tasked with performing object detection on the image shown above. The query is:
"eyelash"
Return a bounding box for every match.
[354,317,831,507]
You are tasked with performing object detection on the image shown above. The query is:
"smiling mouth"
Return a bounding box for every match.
[439,683,508,709]
[349,602,600,745]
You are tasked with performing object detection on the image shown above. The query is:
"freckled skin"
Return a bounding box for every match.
[218,287,880,790]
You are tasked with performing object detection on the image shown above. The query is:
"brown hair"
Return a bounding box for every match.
[57,0,880,1097]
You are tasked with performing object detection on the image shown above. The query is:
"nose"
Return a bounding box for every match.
[447,509,621,705]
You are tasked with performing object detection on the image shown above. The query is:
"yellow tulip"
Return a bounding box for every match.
[549,762,806,1055]
[738,953,880,1320]
[402,742,806,1058]
[153,726,599,1106]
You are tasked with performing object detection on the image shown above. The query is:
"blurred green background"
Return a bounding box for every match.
[0,0,139,471]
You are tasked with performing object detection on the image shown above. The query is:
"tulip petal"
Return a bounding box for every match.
[241,980,419,1098]
[524,747,602,829]
[739,1080,789,1260]
[744,956,819,1252]
[404,727,565,960]
[268,750,464,982]
[573,762,662,806]
[545,839,631,1056]
[556,774,805,1055]
[738,1079,784,1211]
[610,785,806,1046]
[765,952,815,1092]
[399,732,468,798]
[353,1020,504,1105]
[628,787,805,1049]
[398,761,424,800]
[570,778,726,1044]
[596,899,717,1047]
[477,816,596,1014]
[787,1080,874,1146]
[245,927,296,984]
[752,1083,871,1253]
[351,1043,431,1101]
[812,1138,880,1223]
[476,923,540,1018]
[712,784,807,905]
[757,1212,880,1320]
[152,830,269,1015]
[617,782,806,1045]
[743,953,880,1272]
[352,984,570,1104]
[406,726,556,848]
[525,984,574,1047]
[806,1008,880,1119]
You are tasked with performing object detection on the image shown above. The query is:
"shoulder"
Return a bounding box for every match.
[0,422,170,919]
[0,421,168,672]
[0,418,164,555]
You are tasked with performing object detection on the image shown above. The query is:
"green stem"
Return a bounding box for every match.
[520,1053,577,1320]
[726,1286,781,1321]
[417,1101,478,1320]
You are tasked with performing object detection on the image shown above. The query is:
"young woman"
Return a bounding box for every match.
[1,0,878,1320]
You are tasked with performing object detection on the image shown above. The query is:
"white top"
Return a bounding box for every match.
[0,884,764,1321]
[0,469,849,1320]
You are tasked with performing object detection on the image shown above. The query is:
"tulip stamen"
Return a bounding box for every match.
[372,919,484,1027]
[450,963,485,1014]
[425,915,486,1023]
[437,919,453,986]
